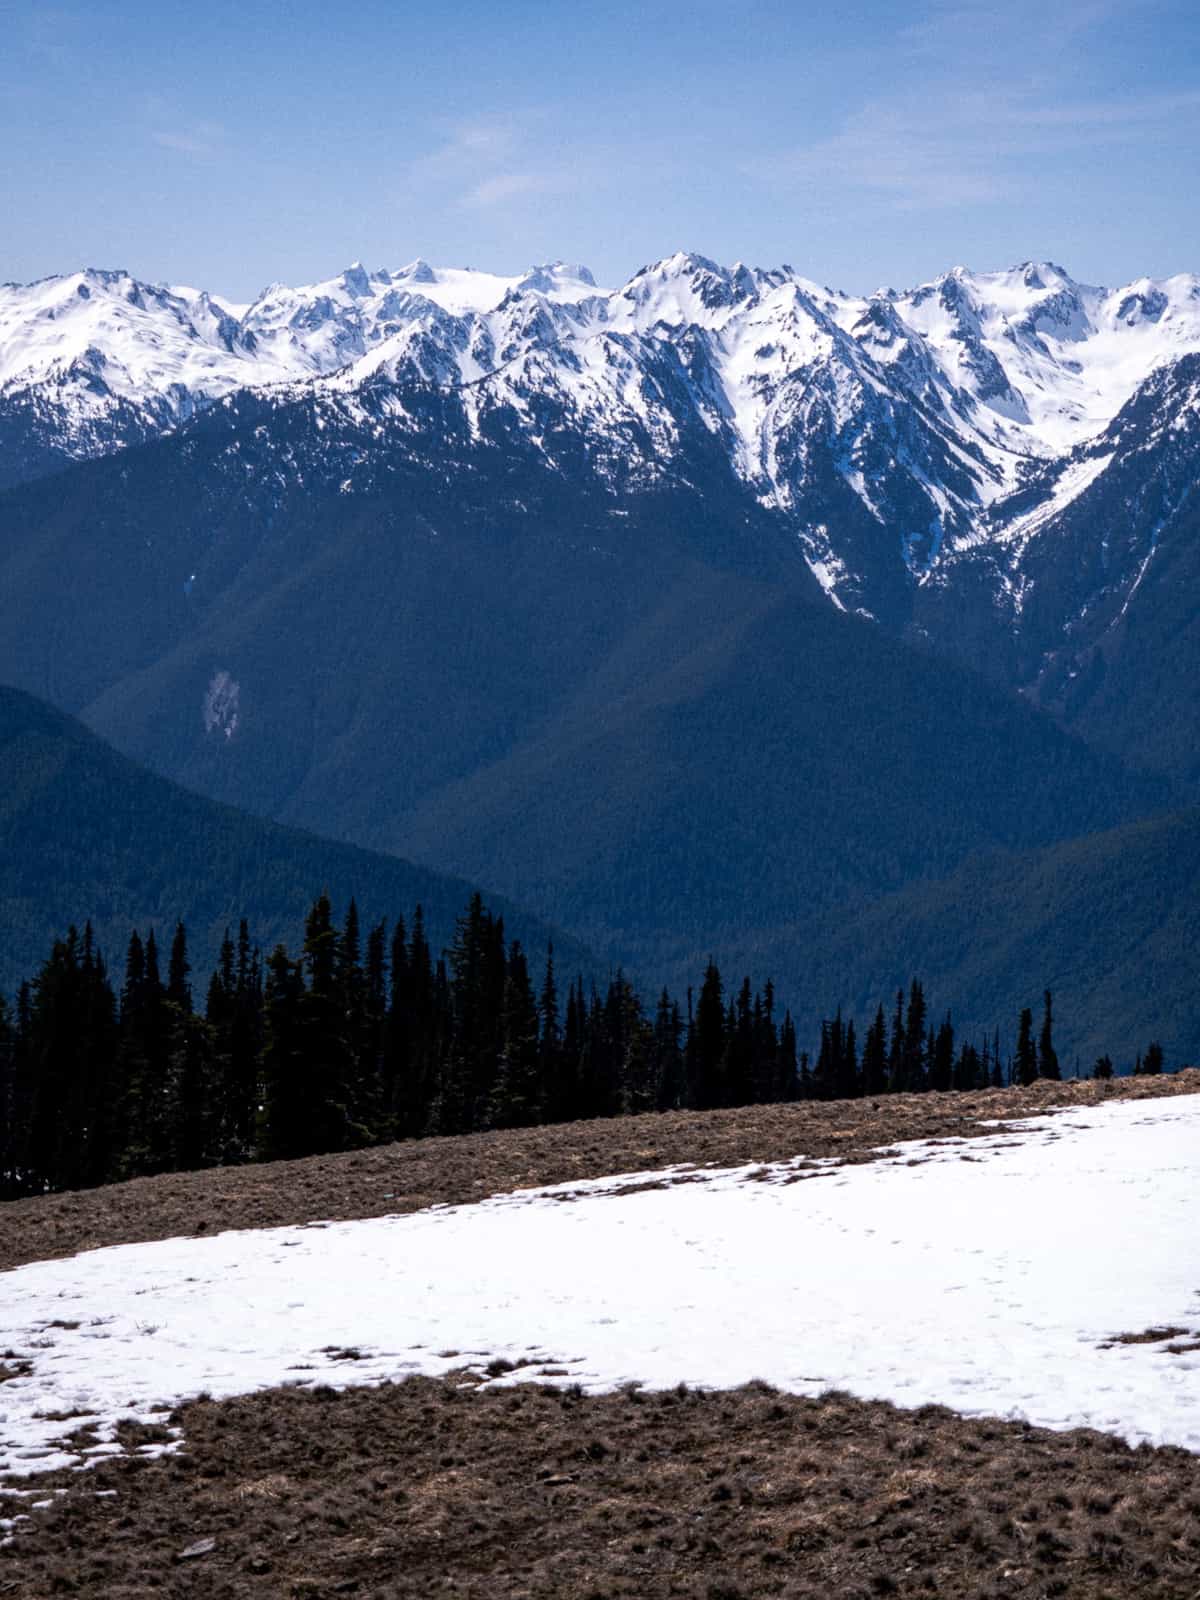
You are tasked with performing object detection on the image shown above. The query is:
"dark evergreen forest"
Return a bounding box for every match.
[0,895,1172,1200]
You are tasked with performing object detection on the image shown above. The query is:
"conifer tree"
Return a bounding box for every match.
[117,928,174,1175]
[205,929,234,1027]
[1015,1006,1038,1087]
[539,944,560,1054]
[688,961,727,1110]
[167,922,192,1011]
[1,985,35,1196]
[653,988,686,1110]
[779,1010,799,1101]
[0,995,15,1195]
[574,983,609,1119]
[171,1009,219,1171]
[814,1014,839,1101]
[587,975,630,1118]
[751,982,781,1104]
[842,1018,859,1100]
[395,908,442,1139]
[1038,990,1060,1080]
[335,900,376,1138]
[489,943,543,1128]
[224,923,263,1161]
[260,945,308,1159]
[553,976,585,1123]
[75,926,120,1187]
[537,945,562,1115]
[862,1005,887,1097]
[930,1014,955,1092]
[887,987,906,1093]
[954,1041,982,1092]
[614,977,654,1113]
[725,977,755,1106]
[24,929,118,1190]
[382,915,410,1138]
[900,980,928,1093]
[361,918,389,1138]
[298,895,360,1152]
[437,894,494,1134]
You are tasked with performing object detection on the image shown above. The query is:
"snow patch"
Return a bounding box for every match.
[202,670,240,740]
[1,1097,1198,1483]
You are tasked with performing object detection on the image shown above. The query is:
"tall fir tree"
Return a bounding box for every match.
[1038,991,1060,1081]
[653,988,686,1111]
[862,1005,888,1097]
[930,1014,955,1093]
[688,961,727,1110]
[167,922,192,1012]
[489,943,544,1128]
[899,980,928,1093]
[260,945,309,1159]
[887,987,906,1093]
[1015,1006,1038,1087]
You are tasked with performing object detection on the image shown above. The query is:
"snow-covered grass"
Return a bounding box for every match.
[2,1097,1198,1483]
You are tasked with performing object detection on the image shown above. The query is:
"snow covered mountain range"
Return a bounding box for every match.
[3,252,1199,1036]
[3,250,1199,699]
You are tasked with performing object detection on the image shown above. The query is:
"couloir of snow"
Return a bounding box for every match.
[2,1096,1199,1495]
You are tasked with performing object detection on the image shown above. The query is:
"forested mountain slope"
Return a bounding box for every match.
[0,686,591,997]
[726,806,1200,1071]
[0,396,1169,998]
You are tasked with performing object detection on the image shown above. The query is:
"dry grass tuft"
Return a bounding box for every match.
[3,1378,1199,1598]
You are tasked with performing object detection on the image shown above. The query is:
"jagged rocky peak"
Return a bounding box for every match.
[340,262,372,297]
[1015,260,1077,293]
[516,261,597,294]
[852,297,907,342]
[396,258,438,284]
[619,251,763,322]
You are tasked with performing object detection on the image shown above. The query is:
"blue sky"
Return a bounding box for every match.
[2,0,1198,297]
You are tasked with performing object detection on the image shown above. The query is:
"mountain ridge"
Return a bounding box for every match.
[5,251,1199,717]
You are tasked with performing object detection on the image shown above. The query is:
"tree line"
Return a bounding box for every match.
[0,893,1170,1199]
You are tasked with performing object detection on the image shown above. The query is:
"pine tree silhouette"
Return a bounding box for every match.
[1038,991,1060,1081]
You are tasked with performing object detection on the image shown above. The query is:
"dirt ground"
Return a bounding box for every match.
[3,1075,1200,1597]
[3,1376,1200,1599]
[2,1073,1197,1275]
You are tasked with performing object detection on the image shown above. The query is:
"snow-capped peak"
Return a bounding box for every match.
[4,251,1200,618]
[616,252,766,329]
[339,262,373,298]
[516,261,598,296]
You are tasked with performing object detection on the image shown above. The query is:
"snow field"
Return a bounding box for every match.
[1,1097,1199,1487]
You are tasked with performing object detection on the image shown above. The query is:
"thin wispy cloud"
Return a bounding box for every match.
[898,0,1130,57]
[401,116,572,216]
[757,0,1200,215]
[461,173,552,209]
[152,121,226,159]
